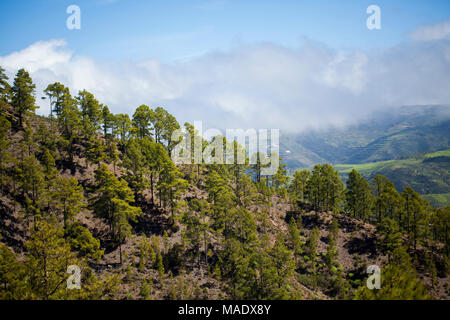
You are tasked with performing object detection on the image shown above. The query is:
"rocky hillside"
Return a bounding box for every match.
[0,72,448,300]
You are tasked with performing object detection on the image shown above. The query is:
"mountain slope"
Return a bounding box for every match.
[282,105,450,168]
[335,150,450,208]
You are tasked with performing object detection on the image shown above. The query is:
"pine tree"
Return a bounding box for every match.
[307,226,320,290]
[160,108,180,155]
[288,169,310,202]
[111,197,141,264]
[65,222,103,261]
[12,68,36,127]
[156,253,165,277]
[219,238,253,299]
[431,206,449,257]
[372,175,403,225]
[401,186,428,251]
[0,242,27,299]
[354,246,431,300]
[101,105,115,137]
[287,217,302,263]
[0,66,12,104]
[345,169,374,221]
[35,123,59,159]
[44,82,71,117]
[76,90,101,138]
[123,138,147,197]
[270,233,295,291]
[91,164,142,263]
[326,218,339,268]
[151,107,166,144]
[183,199,211,267]
[132,104,153,139]
[272,159,289,191]
[24,220,78,299]
[306,165,321,211]
[107,141,120,174]
[306,164,344,213]
[57,93,81,163]
[52,176,85,229]
[0,115,11,190]
[157,151,188,220]
[379,217,403,261]
[140,279,151,300]
[114,113,132,150]
[20,155,46,228]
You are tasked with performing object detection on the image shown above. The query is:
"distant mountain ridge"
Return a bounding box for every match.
[281,105,450,169]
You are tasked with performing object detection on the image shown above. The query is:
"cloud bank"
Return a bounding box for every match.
[1,21,450,133]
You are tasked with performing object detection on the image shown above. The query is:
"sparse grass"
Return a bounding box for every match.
[334,160,396,174]
[424,150,450,158]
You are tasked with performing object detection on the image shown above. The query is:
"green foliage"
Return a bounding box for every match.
[345,169,374,220]
[288,169,310,201]
[354,246,432,300]
[20,155,46,224]
[76,90,101,138]
[65,222,103,261]
[44,82,71,117]
[51,176,85,229]
[0,243,27,299]
[272,159,289,191]
[24,220,78,299]
[132,104,153,139]
[140,279,152,300]
[287,217,302,259]
[336,149,450,208]
[326,218,339,268]
[183,198,210,266]
[123,137,147,196]
[0,114,11,189]
[12,68,36,126]
[57,93,81,161]
[91,164,141,248]
[401,186,428,251]
[431,206,450,257]
[372,174,403,224]
[0,66,12,104]
[101,105,115,137]
[305,164,344,212]
[155,253,165,277]
[138,236,154,271]
[1,73,447,301]
[114,113,132,147]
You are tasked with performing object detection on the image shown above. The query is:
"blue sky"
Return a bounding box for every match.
[1,0,450,61]
[1,1,450,132]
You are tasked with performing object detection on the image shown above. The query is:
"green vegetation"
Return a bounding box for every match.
[0,67,448,300]
[335,150,450,208]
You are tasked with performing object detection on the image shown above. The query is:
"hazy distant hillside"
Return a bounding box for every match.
[281,105,450,168]
[335,150,450,208]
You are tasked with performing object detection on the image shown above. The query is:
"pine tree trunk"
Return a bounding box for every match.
[150,172,154,204]
[120,243,123,265]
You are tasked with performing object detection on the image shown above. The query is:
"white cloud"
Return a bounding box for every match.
[0,40,71,73]
[410,20,450,42]
[0,38,450,133]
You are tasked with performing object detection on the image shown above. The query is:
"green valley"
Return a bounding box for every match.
[335,150,450,208]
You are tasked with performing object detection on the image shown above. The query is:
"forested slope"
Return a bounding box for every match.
[0,67,449,300]
[336,150,450,208]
